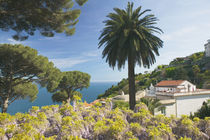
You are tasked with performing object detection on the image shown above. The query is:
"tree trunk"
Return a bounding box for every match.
[66,97,71,104]
[73,101,76,111]
[2,98,9,113]
[128,55,136,110]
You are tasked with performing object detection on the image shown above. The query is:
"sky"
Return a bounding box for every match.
[1,0,210,82]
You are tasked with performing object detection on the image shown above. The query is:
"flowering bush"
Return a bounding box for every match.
[0,101,209,140]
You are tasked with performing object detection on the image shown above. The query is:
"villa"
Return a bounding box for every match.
[146,80,210,117]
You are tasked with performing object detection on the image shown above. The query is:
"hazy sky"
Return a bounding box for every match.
[1,0,210,82]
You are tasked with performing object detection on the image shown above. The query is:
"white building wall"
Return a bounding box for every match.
[180,81,196,92]
[165,103,176,117]
[154,103,176,117]
[205,40,210,57]
[155,81,196,93]
[156,87,178,92]
[154,109,162,115]
[176,94,210,117]
[177,85,184,88]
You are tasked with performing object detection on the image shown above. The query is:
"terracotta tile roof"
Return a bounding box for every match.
[90,99,100,105]
[83,102,92,107]
[156,80,185,87]
[83,99,105,107]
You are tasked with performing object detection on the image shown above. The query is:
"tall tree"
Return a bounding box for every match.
[98,2,163,110]
[0,44,60,113]
[52,71,90,104]
[192,65,201,84]
[0,0,88,41]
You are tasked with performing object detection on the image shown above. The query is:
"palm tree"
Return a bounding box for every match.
[98,2,163,110]
[139,98,162,115]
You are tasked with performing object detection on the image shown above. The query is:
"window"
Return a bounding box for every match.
[161,106,166,115]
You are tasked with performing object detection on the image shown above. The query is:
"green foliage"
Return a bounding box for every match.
[98,51,210,99]
[0,0,87,40]
[0,113,14,125]
[170,57,185,65]
[165,66,188,80]
[139,98,162,115]
[189,52,204,62]
[93,114,127,139]
[130,122,142,135]
[165,67,176,78]
[13,82,38,102]
[147,122,172,139]
[113,101,129,109]
[0,128,5,138]
[97,79,129,99]
[66,136,84,140]
[181,115,193,127]
[75,0,88,6]
[0,101,209,139]
[179,136,192,140]
[192,100,210,119]
[30,106,40,114]
[98,2,163,70]
[192,65,200,74]
[52,71,90,104]
[98,2,163,110]
[0,44,60,113]
[193,117,200,123]
[157,65,167,70]
[93,119,109,135]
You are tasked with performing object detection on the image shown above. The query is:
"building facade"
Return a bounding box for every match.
[155,80,196,93]
[146,80,210,117]
[205,39,210,57]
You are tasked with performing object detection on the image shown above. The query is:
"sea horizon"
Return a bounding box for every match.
[4,82,117,115]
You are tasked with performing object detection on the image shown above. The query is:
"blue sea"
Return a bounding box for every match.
[6,82,116,115]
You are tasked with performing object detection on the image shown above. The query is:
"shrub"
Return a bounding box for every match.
[113,101,129,109]
[0,101,209,139]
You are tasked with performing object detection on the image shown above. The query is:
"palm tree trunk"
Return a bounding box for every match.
[128,55,136,110]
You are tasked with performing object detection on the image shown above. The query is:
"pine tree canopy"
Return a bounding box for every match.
[0,44,61,112]
[52,71,90,103]
[0,0,88,40]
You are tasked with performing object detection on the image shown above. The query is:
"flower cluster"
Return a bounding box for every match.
[0,100,209,140]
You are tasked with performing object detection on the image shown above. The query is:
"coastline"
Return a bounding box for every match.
[4,82,117,115]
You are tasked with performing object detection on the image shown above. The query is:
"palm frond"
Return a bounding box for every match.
[98,2,163,69]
